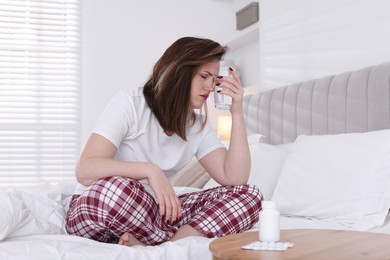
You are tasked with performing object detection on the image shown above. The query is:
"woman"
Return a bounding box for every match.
[65,36,262,246]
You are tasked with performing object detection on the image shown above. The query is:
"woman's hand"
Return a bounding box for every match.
[215,67,244,114]
[146,164,182,224]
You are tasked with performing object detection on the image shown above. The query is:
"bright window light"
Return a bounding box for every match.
[0,0,81,187]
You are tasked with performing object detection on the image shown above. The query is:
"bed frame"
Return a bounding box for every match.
[243,62,390,144]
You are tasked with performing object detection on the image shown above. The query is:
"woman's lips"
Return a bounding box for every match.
[200,94,209,100]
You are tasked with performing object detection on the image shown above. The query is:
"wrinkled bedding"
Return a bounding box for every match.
[0,233,212,260]
[1,182,389,260]
[0,182,215,260]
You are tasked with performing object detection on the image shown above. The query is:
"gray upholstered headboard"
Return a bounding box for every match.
[243,62,390,145]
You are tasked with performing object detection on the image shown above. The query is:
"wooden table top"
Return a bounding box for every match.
[209,229,390,260]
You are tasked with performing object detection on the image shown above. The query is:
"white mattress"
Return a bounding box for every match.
[1,183,389,260]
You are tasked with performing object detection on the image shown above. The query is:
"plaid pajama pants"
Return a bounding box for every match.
[65,176,262,246]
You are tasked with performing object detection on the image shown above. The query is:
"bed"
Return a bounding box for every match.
[1,61,390,259]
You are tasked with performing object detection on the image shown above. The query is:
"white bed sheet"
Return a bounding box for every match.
[0,234,212,260]
[1,182,389,260]
[279,214,390,235]
[2,216,389,260]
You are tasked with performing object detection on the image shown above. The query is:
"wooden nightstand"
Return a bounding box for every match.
[209,229,390,260]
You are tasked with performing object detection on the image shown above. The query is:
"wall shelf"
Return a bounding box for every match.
[223,22,259,51]
[222,21,260,89]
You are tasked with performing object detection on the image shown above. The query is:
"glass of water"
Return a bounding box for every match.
[214,67,232,110]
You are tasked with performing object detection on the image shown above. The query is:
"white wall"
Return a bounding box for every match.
[224,0,260,88]
[81,0,390,146]
[259,0,390,89]
[81,0,248,144]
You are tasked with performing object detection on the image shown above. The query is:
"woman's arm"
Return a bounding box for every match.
[76,133,156,186]
[199,68,250,186]
[76,133,182,223]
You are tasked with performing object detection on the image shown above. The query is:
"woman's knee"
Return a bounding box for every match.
[236,184,263,210]
[87,176,143,198]
[237,184,263,200]
[77,176,149,217]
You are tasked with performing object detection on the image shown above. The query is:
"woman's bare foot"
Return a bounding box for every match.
[118,232,145,246]
[171,224,206,242]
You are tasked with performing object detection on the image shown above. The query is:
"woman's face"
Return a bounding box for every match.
[190,60,220,109]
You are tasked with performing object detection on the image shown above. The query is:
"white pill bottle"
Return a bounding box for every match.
[259,200,280,242]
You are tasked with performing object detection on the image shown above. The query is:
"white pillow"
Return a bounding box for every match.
[0,182,76,240]
[0,191,34,241]
[272,129,390,230]
[247,142,292,200]
[12,184,68,236]
[203,134,292,200]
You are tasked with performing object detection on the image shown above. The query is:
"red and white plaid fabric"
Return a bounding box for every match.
[66,176,262,245]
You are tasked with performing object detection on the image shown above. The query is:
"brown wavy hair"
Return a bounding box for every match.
[143,37,227,140]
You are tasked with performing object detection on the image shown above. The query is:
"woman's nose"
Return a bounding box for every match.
[205,80,215,91]
[205,84,214,91]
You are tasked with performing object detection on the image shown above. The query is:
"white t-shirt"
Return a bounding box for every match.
[75,87,224,194]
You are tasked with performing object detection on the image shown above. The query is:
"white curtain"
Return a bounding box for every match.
[0,0,81,186]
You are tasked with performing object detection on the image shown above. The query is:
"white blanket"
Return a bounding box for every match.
[0,234,213,260]
[0,182,214,260]
[0,182,74,240]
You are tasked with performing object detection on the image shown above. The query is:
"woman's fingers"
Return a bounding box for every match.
[164,195,172,223]
[173,196,182,221]
[157,191,181,224]
[216,68,244,113]
[170,198,179,222]
[216,71,242,95]
[156,193,166,217]
[147,168,182,225]
[229,67,242,85]
[216,78,242,97]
